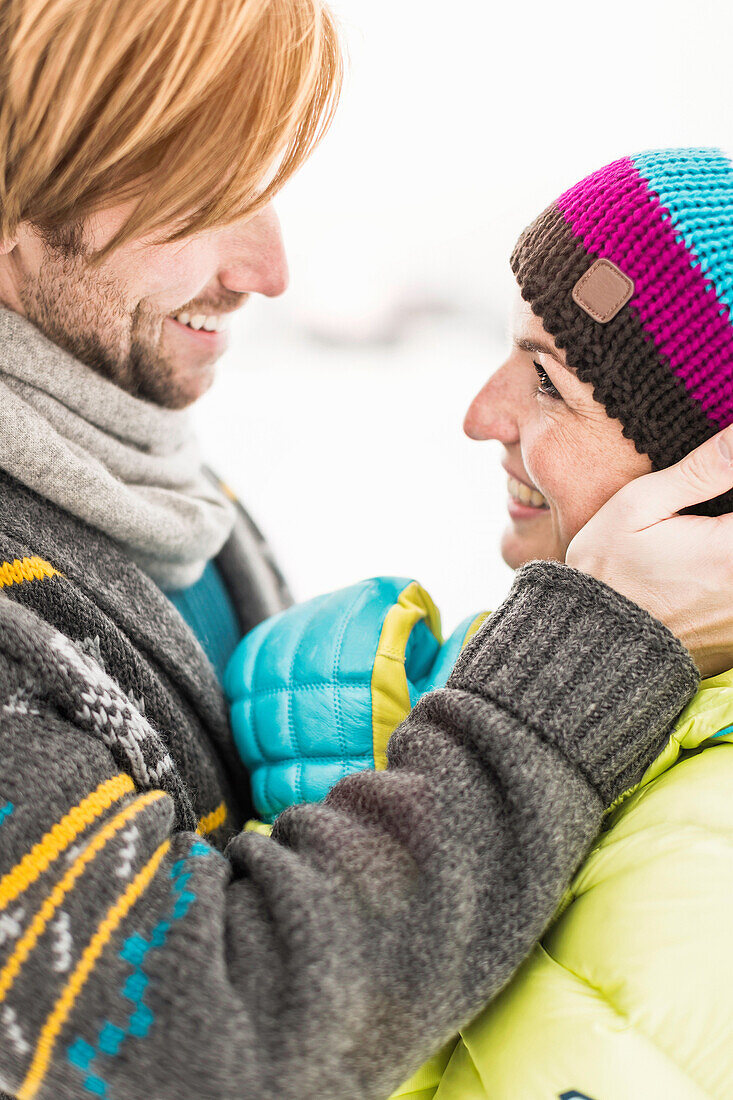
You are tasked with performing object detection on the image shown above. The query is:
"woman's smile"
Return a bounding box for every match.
[504,467,550,519]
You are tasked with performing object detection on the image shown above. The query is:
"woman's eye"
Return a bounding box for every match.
[532,361,561,400]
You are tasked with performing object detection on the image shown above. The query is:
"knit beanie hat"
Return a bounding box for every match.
[511,147,733,516]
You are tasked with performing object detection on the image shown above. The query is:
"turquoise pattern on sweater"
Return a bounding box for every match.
[166,560,241,681]
[67,840,214,1097]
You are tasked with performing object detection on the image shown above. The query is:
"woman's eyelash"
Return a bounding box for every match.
[532,361,561,400]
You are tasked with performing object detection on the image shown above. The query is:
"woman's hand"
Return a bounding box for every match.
[567,424,733,678]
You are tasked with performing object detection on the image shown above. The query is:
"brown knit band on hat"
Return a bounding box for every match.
[511,202,716,475]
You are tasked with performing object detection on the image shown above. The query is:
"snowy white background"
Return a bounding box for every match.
[194,0,733,631]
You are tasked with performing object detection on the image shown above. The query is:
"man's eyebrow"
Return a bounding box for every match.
[513,337,572,371]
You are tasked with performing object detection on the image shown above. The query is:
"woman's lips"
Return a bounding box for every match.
[506,473,550,519]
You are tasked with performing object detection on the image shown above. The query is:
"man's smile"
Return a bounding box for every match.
[165,313,230,350]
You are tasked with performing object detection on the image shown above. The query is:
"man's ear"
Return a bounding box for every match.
[0,237,18,255]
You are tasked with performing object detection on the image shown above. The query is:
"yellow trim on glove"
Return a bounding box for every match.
[462,610,490,647]
[371,582,443,771]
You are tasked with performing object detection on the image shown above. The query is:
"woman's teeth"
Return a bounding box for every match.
[170,311,228,333]
[507,475,549,509]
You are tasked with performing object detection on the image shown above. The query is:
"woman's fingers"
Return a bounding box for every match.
[613,424,733,529]
[566,423,733,676]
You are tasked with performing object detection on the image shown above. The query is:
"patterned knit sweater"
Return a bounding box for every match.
[0,468,699,1100]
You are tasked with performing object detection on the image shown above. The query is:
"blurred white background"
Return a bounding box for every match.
[193,0,733,630]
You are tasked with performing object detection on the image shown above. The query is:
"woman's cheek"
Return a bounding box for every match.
[523,428,565,504]
[557,463,635,548]
[526,436,600,546]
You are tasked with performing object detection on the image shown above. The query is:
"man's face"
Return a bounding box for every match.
[464,290,652,569]
[0,201,289,408]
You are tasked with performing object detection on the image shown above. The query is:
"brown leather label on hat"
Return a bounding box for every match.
[572,258,634,323]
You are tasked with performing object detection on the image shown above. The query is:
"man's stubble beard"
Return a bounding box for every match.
[17,228,190,409]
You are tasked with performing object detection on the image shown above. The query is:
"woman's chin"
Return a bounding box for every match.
[500,517,559,570]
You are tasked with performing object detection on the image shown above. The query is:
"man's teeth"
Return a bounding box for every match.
[170,311,228,332]
[507,475,548,509]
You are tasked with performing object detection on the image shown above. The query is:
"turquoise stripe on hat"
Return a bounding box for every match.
[632,147,733,318]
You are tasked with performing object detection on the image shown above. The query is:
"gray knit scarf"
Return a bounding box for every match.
[0,306,234,589]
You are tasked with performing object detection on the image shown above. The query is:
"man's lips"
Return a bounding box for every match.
[165,315,228,347]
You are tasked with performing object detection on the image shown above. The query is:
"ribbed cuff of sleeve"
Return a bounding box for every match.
[447,560,700,804]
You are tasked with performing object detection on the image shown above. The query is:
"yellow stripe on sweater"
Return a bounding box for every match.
[196,801,227,836]
[18,839,170,1100]
[0,790,166,1003]
[0,775,135,910]
[0,557,62,589]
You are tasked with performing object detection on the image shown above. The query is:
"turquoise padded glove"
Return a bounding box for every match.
[224,576,488,823]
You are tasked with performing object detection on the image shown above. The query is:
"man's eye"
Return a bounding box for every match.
[533,361,561,400]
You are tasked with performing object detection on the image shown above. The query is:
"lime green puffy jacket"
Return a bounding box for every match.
[392,667,733,1100]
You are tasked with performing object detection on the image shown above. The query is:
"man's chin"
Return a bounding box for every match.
[143,360,217,409]
[173,365,217,408]
[155,325,220,407]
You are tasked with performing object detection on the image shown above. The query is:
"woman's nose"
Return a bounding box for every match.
[463,365,521,444]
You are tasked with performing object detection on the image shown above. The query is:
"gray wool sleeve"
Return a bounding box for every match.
[0,562,698,1100]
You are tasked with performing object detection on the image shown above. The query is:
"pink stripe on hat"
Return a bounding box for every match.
[557,157,733,426]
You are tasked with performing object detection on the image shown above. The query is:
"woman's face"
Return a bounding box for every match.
[464,289,652,569]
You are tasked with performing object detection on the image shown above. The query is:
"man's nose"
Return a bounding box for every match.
[218,203,290,298]
[463,363,521,445]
